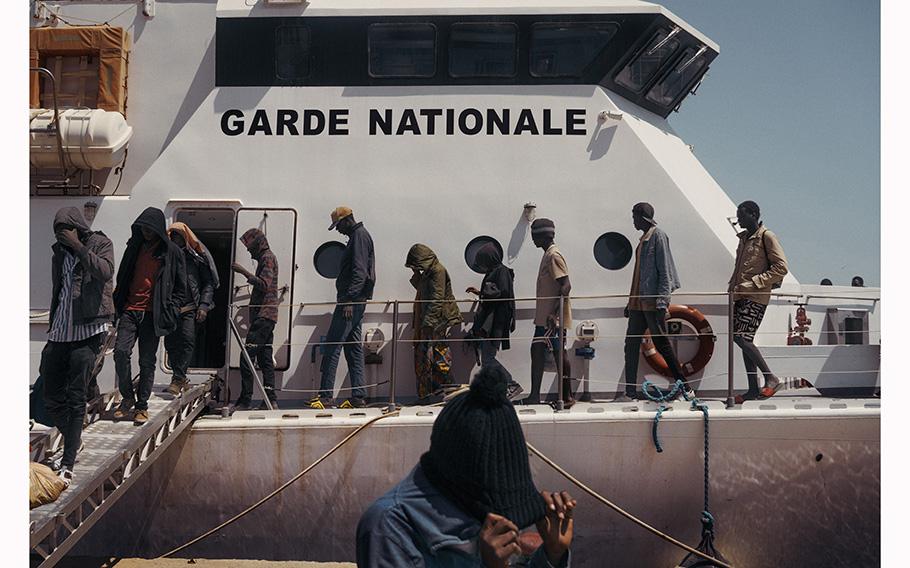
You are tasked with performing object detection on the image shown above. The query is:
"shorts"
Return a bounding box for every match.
[533,326,565,353]
[733,299,767,342]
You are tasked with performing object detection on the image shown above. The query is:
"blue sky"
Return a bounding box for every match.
[659,0,880,286]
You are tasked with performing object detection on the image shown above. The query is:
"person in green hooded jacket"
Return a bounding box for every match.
[406,244,464,399]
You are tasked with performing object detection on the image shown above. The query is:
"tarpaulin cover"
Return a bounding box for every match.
[30,26,130,115]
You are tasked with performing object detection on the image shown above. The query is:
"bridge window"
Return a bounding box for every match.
[615,28,682,92]
[276,25,312,80]
[645,47,708,107]
[529,22,618,78]
[369,23,437,78]
[449,23,518,78]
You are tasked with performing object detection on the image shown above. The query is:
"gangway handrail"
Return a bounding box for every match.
[29,378,214,568]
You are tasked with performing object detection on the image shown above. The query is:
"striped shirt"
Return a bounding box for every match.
[48,250,108,343]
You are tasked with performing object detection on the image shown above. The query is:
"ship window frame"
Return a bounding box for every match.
[448,22,519,79]
[368,22,438,79]
[593,231,633,271]
[613,27,683,94]
[528,21,619,79]
[275,24,313,81]
[464,236,504,274]
[644,46,709,108]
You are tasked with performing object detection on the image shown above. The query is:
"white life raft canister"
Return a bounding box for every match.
[29,108,132,170]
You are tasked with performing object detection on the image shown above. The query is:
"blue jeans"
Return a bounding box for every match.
[319,303,366,400]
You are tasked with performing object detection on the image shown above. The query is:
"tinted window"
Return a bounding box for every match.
[369,23,436,78]
[529,23,617,77]
[593,232,633,270]
[449,23,518,78]
[276,26,311,80]
[615,28,681,92]
[314,241,347,279]
[465,236,503,274]
[645,47,708,107]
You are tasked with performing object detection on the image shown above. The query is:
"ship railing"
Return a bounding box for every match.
[227,288,880,409]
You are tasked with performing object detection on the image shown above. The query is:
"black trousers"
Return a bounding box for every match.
[40,334,103,469]
[115,310,160,411]
[239,317,276,403]
[623,309,686,395]
[164,310,196,382]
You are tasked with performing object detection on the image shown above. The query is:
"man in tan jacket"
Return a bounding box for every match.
[728,201,788,401]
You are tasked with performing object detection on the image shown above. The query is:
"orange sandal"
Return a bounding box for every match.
[758,382,783,399]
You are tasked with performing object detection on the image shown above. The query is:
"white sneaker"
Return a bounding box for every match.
[58,467,73,488]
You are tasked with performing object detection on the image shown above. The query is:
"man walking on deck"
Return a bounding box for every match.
[163,222,218,395]
[231,228,280,410]
[528,218,573,407]
[39,207,114,484]
[616,202,693,402]
[312,207,375,409]
[112,207,187,425]
[729,200,788,402]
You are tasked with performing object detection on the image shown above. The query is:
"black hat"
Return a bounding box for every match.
[632,202,656,225]
[420,361,547,529]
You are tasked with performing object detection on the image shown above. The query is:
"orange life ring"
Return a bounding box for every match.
[641,304,715,377]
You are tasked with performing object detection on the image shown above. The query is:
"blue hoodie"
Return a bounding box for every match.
[356,464,571,568]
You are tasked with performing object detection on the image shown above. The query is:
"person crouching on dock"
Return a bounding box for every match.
[112,207,187,426]
[729,200,789,402]
[357,361,576,568]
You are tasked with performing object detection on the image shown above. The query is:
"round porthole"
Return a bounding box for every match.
[593,232,633,270]
[314,241,346,279]
[464,236,503,274]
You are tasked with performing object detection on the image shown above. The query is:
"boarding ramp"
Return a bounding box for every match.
[29,378,214,568]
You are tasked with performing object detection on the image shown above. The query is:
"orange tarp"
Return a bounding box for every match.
[29,26,130,115]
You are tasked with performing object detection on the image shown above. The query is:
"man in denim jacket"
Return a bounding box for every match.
[616,203,693,402]
[357,362,576,567]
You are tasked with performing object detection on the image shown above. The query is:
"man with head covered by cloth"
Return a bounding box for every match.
[163,222,219,396]
[357,360,576,568]
[39,207,114,485]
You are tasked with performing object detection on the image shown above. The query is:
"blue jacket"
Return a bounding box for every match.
[356,464,571,568]
[637,226,681,311]
[337,222,376,303]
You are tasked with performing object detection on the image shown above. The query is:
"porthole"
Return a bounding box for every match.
[314,241,346,279]
[464,236,503,274]
[593,232,633,270]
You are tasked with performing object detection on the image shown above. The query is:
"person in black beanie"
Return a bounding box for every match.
[356,361,576,567]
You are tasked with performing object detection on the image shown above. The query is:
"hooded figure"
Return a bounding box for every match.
[112,207,187,425]
[231,227,280,408]
[39,206,114,480]
[406,244,463,332]
[49,207,115,330]
[163,222,219,394]
[112,207,186,336]
[406,244,463,399]
[356,361,575,568]
[470,243,515,353]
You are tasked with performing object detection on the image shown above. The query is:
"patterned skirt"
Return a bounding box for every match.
[414,327,454,399]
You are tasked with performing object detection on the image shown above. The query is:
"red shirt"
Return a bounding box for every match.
[125,243,162,312]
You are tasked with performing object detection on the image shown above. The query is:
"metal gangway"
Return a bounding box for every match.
[29,377,214,568]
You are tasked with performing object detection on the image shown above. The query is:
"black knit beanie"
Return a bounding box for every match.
[420,361,547,529]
